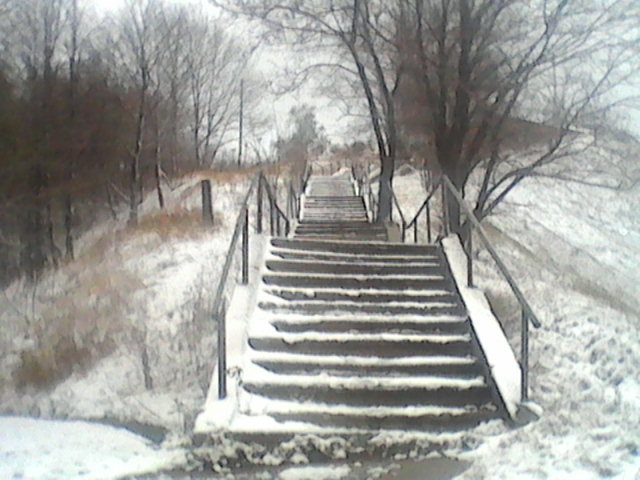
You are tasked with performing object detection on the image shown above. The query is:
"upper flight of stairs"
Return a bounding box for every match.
[294,175,387,240]
[229,173,505,433]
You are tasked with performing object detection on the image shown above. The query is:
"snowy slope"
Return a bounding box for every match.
[0,172,251,435]
[392,133,640,479]
[0,416,185,480]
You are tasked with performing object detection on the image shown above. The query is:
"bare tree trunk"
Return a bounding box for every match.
[129,81,146,226]
[105,183,117,219]
[154,140,164,209]
[46,200,60,268]
[64,194,74,259]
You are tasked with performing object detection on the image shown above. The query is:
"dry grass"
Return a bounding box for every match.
[8,172,239,393]
[186,161,295,186]
[134,209,221,241]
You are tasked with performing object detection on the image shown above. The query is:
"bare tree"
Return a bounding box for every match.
[224,0,403,221]
[10,0,66,277]
[395,0,640,230]
[116,0,168,225]
[224,0,639,228]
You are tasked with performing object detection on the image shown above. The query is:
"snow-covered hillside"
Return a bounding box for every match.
[392,132,640,479]
[1,130,639,479]
[0,172,251,436]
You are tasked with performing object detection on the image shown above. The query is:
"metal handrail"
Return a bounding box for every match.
[441,175,542,328]
[260,173,290,236]
[212,172,293,400]
[390,189,407,240]
[211,174,259,399]
[439,174,541,400]
[387,170,541,401]
[403,177,442,244]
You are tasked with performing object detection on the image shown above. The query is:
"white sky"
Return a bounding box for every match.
[86,0,640,143]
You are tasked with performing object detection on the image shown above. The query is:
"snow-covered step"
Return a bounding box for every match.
[243,372,493,408]
[270,238,439,256]
[265,256,441,268]
[257,299,465,317]
[250,351,482,376]
[262,274,451,290]
[268,313,469,334]
[241,397,498,431]
[269,248,440,263]
[249,332,473,357]
[265,259,444,275]
[265,287,458,305]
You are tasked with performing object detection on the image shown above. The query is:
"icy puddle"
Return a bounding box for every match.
[132,457,471,480]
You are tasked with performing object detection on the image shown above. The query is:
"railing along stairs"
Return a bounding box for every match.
[211,169,305,399]
[356,167,541,401]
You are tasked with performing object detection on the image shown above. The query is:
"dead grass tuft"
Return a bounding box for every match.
[14,334,113,390]
[134,209,221,240]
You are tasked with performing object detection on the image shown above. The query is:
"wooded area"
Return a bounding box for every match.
[0,0,257,284]
[1,0,639,284]
[229,0,639,228]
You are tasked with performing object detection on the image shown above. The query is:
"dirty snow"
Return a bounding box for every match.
[393,132,640,479]
[0,416,184,480]
[1,131,639,479]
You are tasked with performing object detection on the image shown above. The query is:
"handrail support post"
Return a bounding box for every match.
[467,228,473,287]
[256,177,263,234]
[217,299,227,399]
[241,207,249,285]
[521,309,529,401]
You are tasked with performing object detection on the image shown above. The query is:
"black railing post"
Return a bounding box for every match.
[414,223,418,243]
[217,299,227,399]
[521,309,529,401]
[242,207,249,285]
[201,180,214,226]
[442,184,450,236]
[269,196,275,236]
[426,203,432,243]
[467,229,473,287]
[256,177,263,234]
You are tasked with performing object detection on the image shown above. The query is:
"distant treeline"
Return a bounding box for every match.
[0,0,258,284]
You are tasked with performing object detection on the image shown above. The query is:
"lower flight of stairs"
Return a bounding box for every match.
[294,174,387,240]
[234,237,504,433]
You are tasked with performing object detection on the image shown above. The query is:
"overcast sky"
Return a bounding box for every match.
[87,0,640,143]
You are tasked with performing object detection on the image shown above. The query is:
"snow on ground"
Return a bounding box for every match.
[0,416,185,480]
[0,171,254,444]
[1,132,639,479]
[392,133,640,479]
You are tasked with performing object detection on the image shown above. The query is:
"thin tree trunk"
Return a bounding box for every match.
[64,193,74,260]
[155,157,164,209]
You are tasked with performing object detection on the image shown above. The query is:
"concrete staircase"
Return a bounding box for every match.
[294,174,387,240]
[232,174,505,433]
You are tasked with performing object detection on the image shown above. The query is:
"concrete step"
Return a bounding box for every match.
[294,226,386,234]
[249,332,472,357]
[271,238,439,256]
[250,352,483,377]
[262,274,452,290]
[243,374,493,408]
[265,259,444,276]
[257,300,466,317]
[293,232,388,241]
[270,314,468,334]
[269,249,441,263]
[249,401,499,431]
[265,288,458,305]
